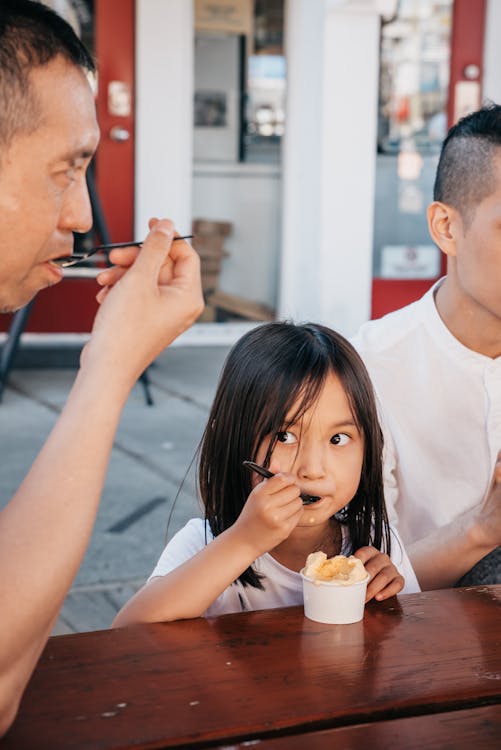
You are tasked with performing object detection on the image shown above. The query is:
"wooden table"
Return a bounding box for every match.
[2,586,500,750]
[223,705,501,749]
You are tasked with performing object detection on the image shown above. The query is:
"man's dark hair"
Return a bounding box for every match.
[0,0,95,149]
[433,103,501,226]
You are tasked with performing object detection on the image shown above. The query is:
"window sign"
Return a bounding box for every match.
[195,0,253,35]
[380,244,441,279]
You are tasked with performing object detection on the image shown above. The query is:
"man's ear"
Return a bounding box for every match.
[427,201,460,258]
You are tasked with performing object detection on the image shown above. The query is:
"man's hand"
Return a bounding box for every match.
[406,452,501,590]
[82,218,204,392]
[473,450,501,549]
[94,217,182,295]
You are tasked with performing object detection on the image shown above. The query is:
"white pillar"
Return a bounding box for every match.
[279,0,325,324]
[483,0,501,105]
[279,0,380,336]
[135,0,193,237]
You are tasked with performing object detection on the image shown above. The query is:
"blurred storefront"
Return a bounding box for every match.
[3,0,500,340]
[371,0,485,318]
[280,0,491,334]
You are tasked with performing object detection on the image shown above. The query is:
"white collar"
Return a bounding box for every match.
[422,278,501,366]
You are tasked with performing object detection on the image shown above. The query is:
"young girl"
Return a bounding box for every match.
[113,323,419,626]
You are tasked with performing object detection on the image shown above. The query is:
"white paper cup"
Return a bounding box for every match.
[300,569,370,624]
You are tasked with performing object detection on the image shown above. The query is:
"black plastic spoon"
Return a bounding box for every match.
[54,235,194,268]
[243,460,321,505]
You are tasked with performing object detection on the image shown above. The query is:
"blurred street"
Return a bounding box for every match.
[0,343,232,633]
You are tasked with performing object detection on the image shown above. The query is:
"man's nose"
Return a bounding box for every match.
[60,173,93,234]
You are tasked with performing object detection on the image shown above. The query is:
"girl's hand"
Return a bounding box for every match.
[234,464,303,557]
[354,546,404,602]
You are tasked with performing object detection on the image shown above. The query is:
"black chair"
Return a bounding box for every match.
[0,301,33,403]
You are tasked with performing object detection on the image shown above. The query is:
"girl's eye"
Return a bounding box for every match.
[276,431,296,444]
[330,433,350,446]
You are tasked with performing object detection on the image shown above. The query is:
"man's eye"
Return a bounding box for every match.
[66,164,86,180]
[330,433,350,446]
[57,162,86,183]
[276,431,296,444]
[54,168,76,184]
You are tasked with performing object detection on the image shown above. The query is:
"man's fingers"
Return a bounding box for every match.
[96,266,128,287]
[482,451,501,511]
[165,236,202,289]
[95,286,109,305]
[494,450,501,484]
[131,219,175,277]
[107,246,139,268]
[101,224,200,291]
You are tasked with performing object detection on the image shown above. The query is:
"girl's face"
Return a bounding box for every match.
[256,372,365,528]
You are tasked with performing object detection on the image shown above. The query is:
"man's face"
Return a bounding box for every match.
[0,55,99,313]
[452,152,501,326]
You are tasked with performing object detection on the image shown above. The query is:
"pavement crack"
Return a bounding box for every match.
[145,375,210,412]
[6,378,192,486]
[107,495,168,533]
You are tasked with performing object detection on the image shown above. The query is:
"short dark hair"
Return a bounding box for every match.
[433,103,501,225]
[198,322,391,589]
[0,0,95,149]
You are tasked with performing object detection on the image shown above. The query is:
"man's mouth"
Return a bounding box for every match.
[41,259,64,282]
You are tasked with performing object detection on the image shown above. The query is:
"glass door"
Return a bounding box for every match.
[192,0,285,326]
[371,0,486,318]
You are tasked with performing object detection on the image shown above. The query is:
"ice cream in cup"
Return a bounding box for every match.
[300,551,370,624]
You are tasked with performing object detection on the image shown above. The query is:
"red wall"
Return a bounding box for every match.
[0,0,135,335]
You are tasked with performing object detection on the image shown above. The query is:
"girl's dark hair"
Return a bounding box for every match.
[0,0,95,149]
[198,322,390,588]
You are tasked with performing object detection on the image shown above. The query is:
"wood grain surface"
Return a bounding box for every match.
[2,586,500,750]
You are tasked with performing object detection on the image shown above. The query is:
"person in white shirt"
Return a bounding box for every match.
[352,104,501,591]
[113,323,419,628]
[0,1,203,735]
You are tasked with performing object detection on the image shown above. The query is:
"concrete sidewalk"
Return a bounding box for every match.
[0,345,231,633]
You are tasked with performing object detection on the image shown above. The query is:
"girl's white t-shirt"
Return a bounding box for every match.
[149,518,420,617]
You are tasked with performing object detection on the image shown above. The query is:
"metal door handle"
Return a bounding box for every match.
[109,126,130,142]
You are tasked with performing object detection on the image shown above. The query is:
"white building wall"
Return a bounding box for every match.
[318,6,379,335]
[135,0,193,239]
[483,0,501,105]
[278,0,325,324]
[279,0,380,336]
